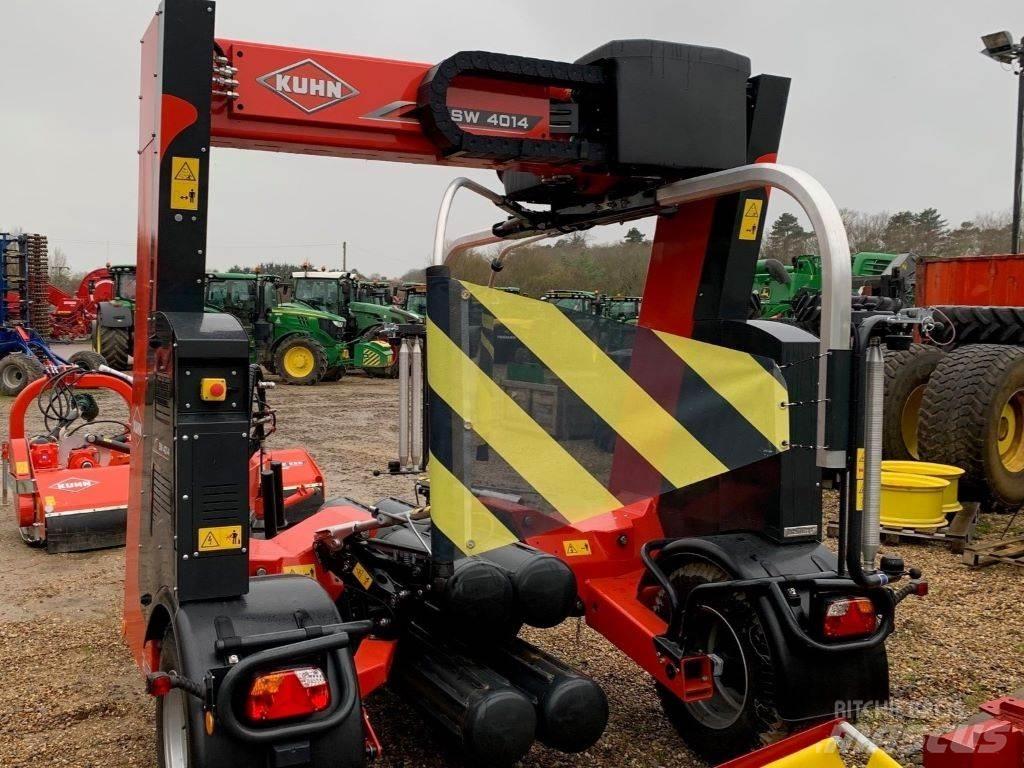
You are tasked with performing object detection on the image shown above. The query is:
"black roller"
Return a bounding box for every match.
[394,623,536,768]
[483,637,608,753]
[480,543,578,628]
[442,557,518,639]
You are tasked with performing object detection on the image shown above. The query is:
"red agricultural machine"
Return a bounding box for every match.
[3,357,326,553]
[46,266,114,341]
[121,3,950,767]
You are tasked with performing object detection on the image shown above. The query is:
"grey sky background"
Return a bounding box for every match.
[1,1,1021,275]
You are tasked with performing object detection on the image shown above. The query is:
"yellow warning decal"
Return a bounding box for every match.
[352,562,374,590]
[15,461,28,475]
[283,563,316,579]
[170,156,200,211]
[562,539,592,558]
[44,495,56,510]
[198,524,243,552]
[738,198,763,241]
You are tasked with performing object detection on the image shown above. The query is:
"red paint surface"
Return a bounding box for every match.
[918,254,1024,307]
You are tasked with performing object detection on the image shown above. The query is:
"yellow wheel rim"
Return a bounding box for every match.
[900,384,926,459]
[998,390,1024,472]
[283,346,314,378]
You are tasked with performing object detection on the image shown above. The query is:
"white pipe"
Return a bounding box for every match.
[410,337,424,470]
[398,338,411,469]
[862,343,884,568]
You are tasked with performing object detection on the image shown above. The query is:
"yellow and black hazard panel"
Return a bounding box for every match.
[425,271,790,557]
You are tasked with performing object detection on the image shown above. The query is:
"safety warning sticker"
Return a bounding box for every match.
[170,156,200,211]
[283,563,317,579]
[352,561,374,589]
[738,198,763,241]
[198,524,243,552]
[562,539,592,558]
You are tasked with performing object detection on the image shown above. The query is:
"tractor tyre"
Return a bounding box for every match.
[655,561,784,764]
[932,306,1024,346]
[0,353,45,396]
[96,326,131,371]
[322,365,346,382]
[919,344,1024,505]
[274,336,328,385]
[882,344,945,460]
[69,350,108,371]
[156,627,198,768]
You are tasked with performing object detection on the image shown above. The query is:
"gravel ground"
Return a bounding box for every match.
[0,351,1022,766]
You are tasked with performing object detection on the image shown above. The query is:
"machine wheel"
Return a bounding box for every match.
[96,326,131,370]
[919,344,1024,505]
[882,344,945,460]
[0,353,45,396]
[932,306,1024,346]
[275,336,328,385]
[69,350,108,371]
[655,561,783,763]
[156,628,194,768]
[322,365,346,381]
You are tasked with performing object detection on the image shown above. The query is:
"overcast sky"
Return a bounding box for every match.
[1,1,1021,275]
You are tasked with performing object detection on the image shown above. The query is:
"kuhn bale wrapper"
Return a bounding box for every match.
[126,3,928,767]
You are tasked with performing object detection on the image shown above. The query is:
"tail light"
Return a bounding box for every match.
[822,597,879,639]
[245,666,330,722]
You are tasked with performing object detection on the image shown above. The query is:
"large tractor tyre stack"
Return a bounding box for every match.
[919,344,1024,506]
[95,326,131,371]
[932,306,1024,346]
[882,344,945,460]
[0,353,45,396]
[654,561,784,763]
[274,336,328,385]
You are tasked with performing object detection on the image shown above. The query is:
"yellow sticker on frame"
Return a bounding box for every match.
[352,562,374,589]
[738,198,763,241]
[562,539,592,557]
[170,156,200,211]
[198,525,243,552]
[283,563,317,579]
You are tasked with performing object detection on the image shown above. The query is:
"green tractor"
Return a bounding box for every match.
[204,272,393,384]
[540,289,599,313]
[598,294,642,324]
[355,280,395,307]
[398,282,427,317]
[751,252,914,322]
[91,264,137,370]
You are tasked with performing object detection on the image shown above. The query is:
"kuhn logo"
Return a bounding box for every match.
[50,477,99,493]
[257,59,358,114]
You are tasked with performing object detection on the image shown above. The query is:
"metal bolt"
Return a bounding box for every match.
[185,403,191,409]
[193,551,199,557]
[228,654,239,665]
[256,568,267,576]
[241,547,247,554]
[182,494,189,500]
[466,539,476,550]
[463,421,472,430]
[174,214,183,222]
[182,435,189,441]
[193,434,199,440]
[185,370,191,375]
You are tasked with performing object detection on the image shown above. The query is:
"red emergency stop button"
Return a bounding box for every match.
[200,378,227,401]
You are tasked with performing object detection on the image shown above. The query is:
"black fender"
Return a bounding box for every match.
[161,575,365,768]
[96,301,134,330]
[648,532,890,724]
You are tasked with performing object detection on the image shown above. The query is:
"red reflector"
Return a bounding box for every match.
[147,673,173,697]
[823,597,879,639]
[245,666,330,722]
[914,581,929,597]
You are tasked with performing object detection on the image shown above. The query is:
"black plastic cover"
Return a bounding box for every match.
[576,40,751,174]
